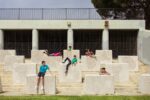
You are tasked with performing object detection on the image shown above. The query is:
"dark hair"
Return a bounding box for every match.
[42,61,45,64]
[74,55,76,57]
[101,67,106,70]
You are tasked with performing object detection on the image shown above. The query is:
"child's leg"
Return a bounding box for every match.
[41,77,45,94]
[65,62,71,75]
[37,77,41,94]
[63,57,69,63]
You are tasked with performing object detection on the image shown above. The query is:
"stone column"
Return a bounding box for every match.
[32,29,39,50]
[67,28,74,49]
[102,28,109,50]
[0,29,4,49]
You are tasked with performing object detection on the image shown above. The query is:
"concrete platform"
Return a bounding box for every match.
[81,56,100,71]
[0,50,16,63]
[31,50,62,71]
[13,63,36,84]
[58,63,82,83]
[139,74,150,94]
[4,55,25,71]
[96,50,112,63]
[83,74,114,95]
[100,63,129,82]
[63,50,80,59]
[26,74,56,95]
[118,56,138,71]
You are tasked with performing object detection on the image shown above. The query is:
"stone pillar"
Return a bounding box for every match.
[0,29,4,49]
[67,28,74,49]
[32,29,39,50]
[102,28,109,50]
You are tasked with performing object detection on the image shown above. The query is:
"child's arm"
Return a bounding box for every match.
[48,67,53,76]
[48,70,53,76]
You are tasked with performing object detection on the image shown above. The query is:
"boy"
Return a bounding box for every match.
[62,55,77,75]
[68,46,72,51]
[36,61,52,94]
[99,67,110,75]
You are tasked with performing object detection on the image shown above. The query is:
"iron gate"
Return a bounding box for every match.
[4,30,32,58]
[39,30,67,54]
[109,30,138,58]
[74,30,102,55]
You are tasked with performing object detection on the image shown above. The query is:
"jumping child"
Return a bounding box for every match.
[62,55,77,75]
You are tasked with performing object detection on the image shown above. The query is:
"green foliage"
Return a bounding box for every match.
[91,0,150,29]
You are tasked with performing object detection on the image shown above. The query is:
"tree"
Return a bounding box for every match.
[91,0,150,29]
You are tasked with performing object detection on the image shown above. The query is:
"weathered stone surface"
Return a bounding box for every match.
[31,50,47,63]
[0,78,2,92]
[100,63,129,82]
[4,55,25,71]
[13,63,36,84]
[58,63,82,83]
[83,74,114,95]
[31,50,62,71]
[80,56,100,71]
[0,50,16,63]
[139,74,150,94]
[63,50,80,59]
[95,50,112,63]
[118,56,138,71]
[26,74,56,95]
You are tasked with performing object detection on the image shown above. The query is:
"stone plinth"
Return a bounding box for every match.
[118,56,138,71]
[26,74,56,95]
[83,74,114,95]
[13,63,36,84]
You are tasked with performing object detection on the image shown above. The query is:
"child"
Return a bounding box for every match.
[36,61,52,94]
[68,46,72,51]
[85,49,96,59]
[62,55,77,75]
[99,67,110,75]
[43,50,61,56]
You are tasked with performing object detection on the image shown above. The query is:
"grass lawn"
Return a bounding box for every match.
[0,96,150,100]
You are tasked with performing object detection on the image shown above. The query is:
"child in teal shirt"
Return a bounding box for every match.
[37,61,52,94]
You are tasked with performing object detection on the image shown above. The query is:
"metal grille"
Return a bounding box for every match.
[0,8,143,20]
[74,30,102,55]
[39,30,67,53]
[4,30,32,58]
[109,30,138,58]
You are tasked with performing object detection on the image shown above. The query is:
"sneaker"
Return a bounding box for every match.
[41,86,44,90]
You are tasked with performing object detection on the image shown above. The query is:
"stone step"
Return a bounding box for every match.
[56,83,82,87]
[115,87,140,95]
[2,84,25,92]
[56,87,82,95]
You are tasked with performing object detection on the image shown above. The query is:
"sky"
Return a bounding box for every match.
[0,0,94,8]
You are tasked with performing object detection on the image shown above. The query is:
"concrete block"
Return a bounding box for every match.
[13,63,36,84]
[80,56,100,71]
[83,74,114,95]
[31,50,48,63]
[4,55,25,71]
[58,63,82,83]
[100,63,129,82]
[96,50,112,63]
[118,56,138,71]
[0,78,2,92]
[63,50,80,59]
[139,74,150,94]
[31,50,62,71]
[26,74,56,95]
[0,50,16,63]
